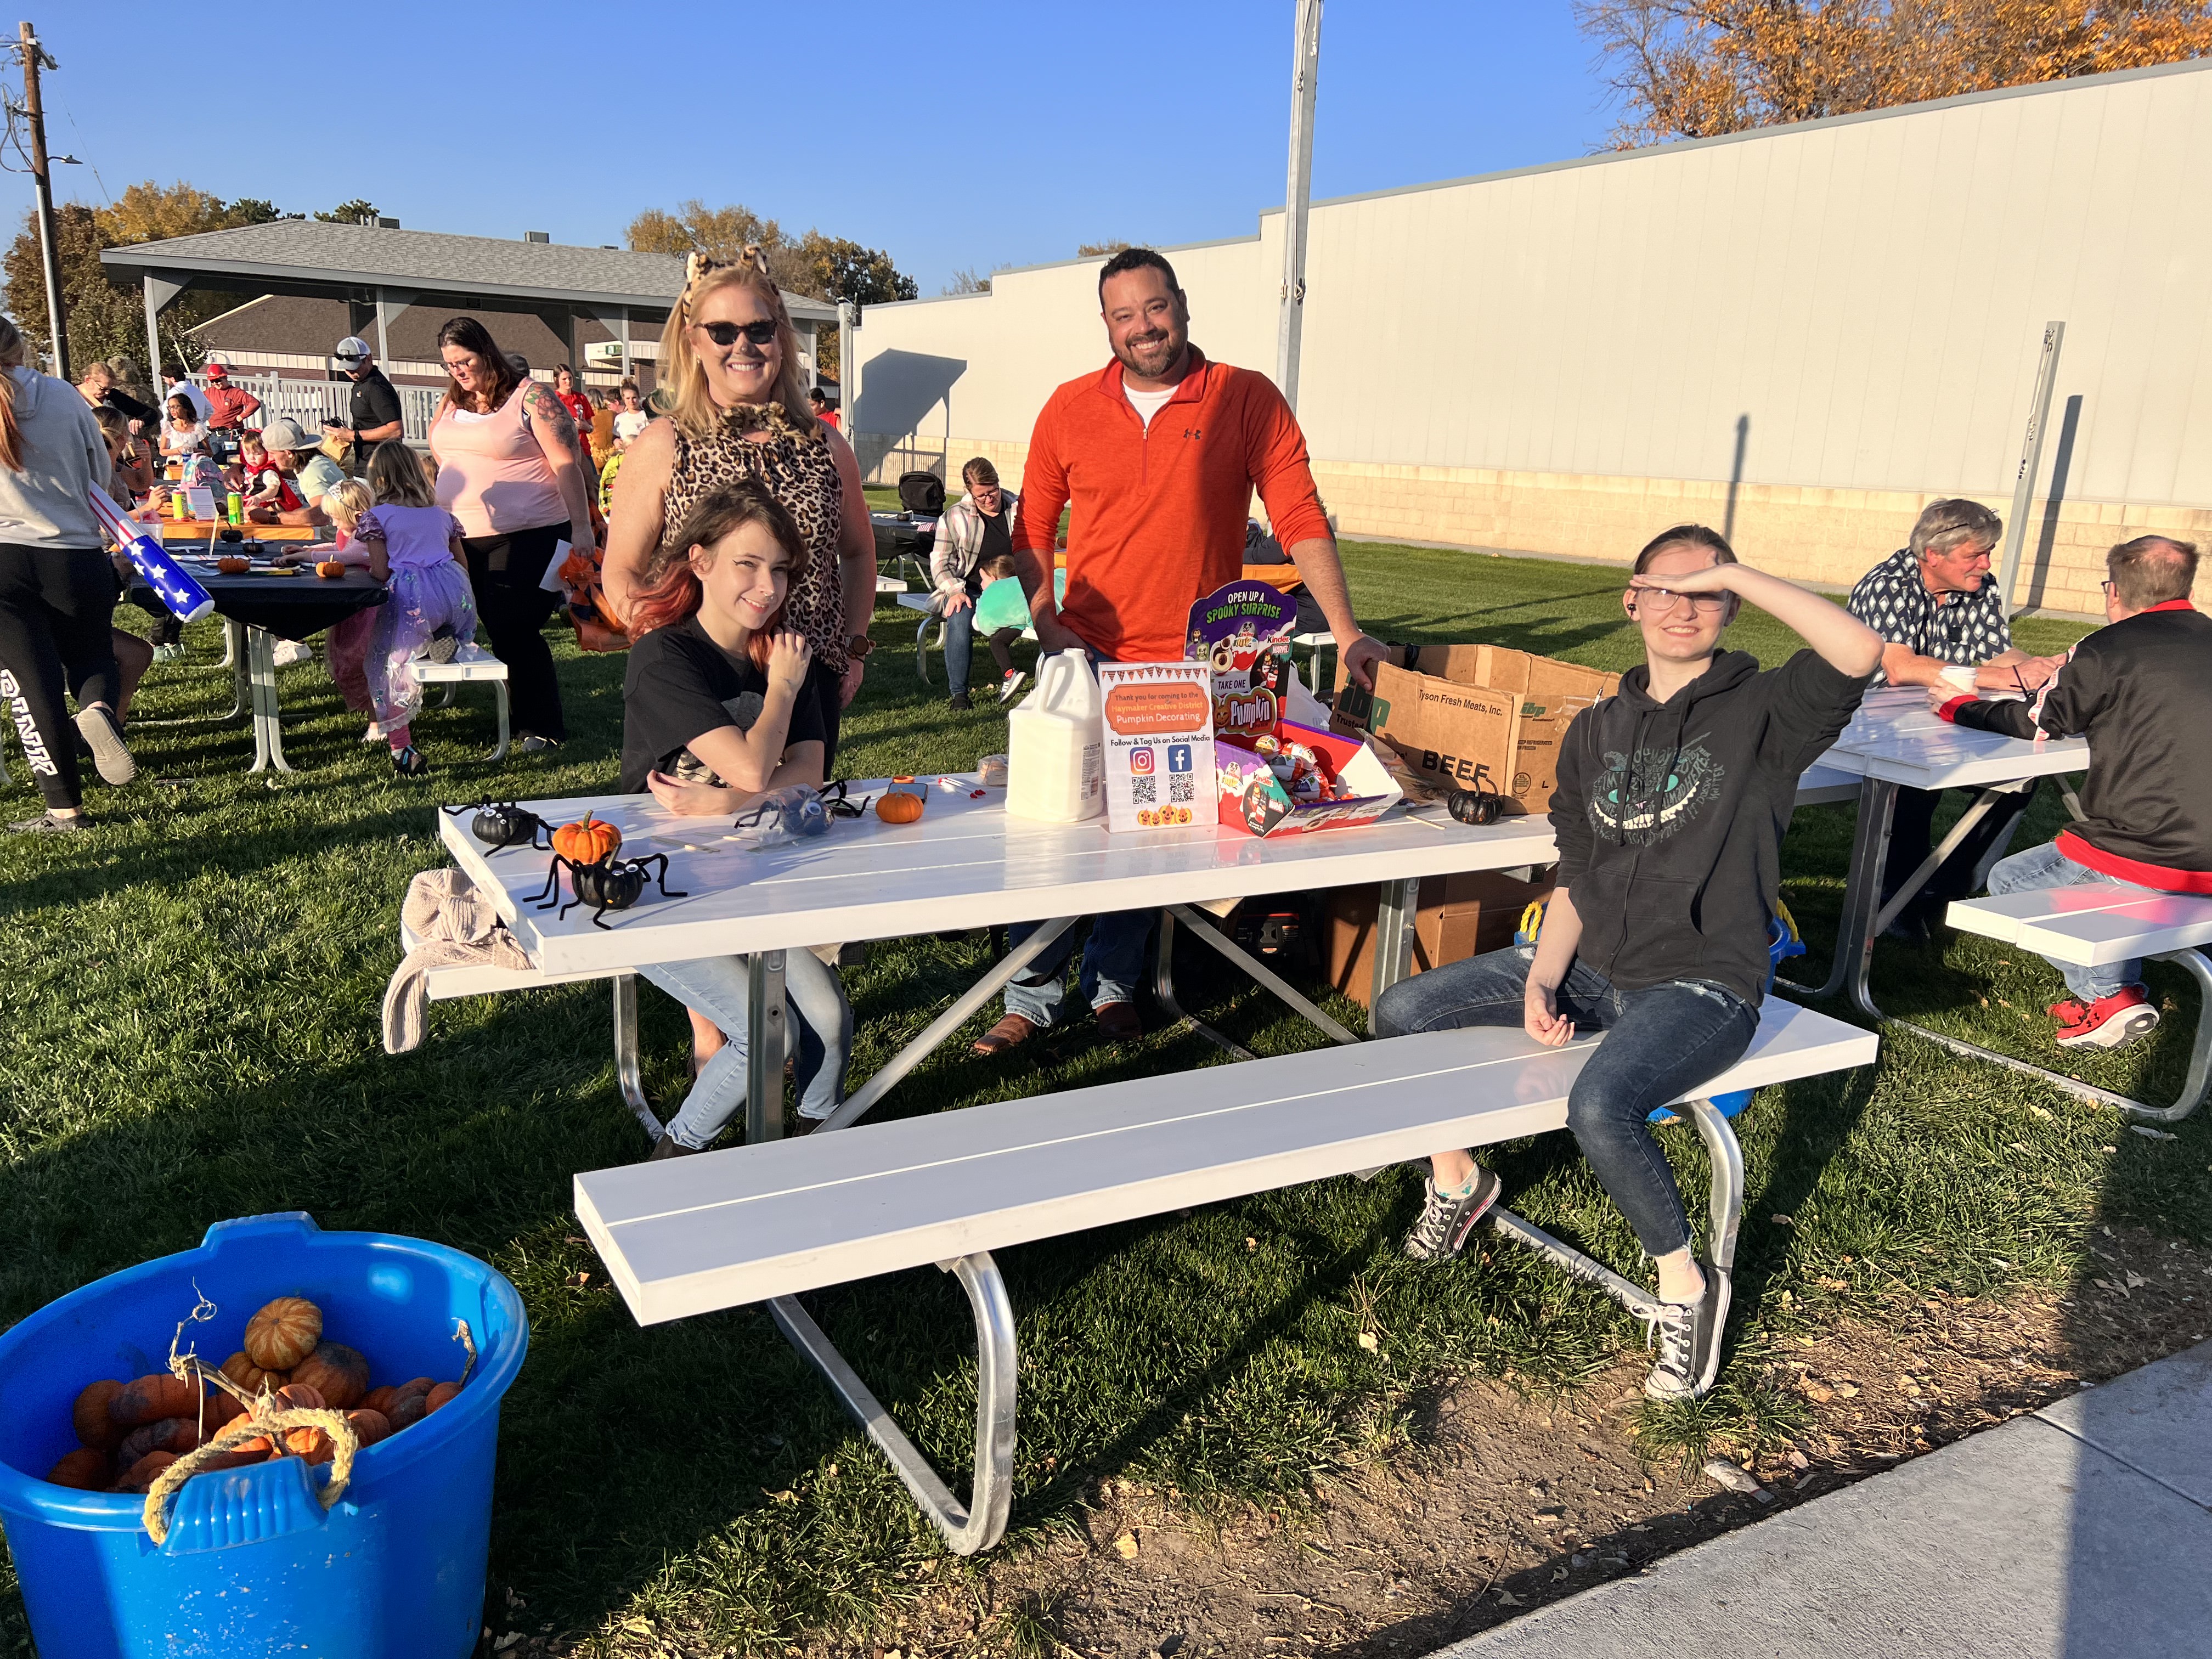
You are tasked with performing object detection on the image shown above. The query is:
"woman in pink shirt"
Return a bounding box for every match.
[428,317,594,751]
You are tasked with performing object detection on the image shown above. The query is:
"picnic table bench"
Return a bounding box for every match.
[1946,890,2212,1123]
[574,998,1876,1554]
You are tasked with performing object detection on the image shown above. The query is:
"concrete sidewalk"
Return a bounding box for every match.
[1438,1339,2212,1659]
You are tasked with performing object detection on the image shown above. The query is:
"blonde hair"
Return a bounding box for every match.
[323,478,373,532]
[657,249,820,442]
[0,315,26,472]
[366,439,434,508]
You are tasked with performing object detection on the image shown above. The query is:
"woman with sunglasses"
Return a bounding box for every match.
[602,248,877,778]
[427,316,596,753]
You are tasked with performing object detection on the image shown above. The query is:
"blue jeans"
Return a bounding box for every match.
[641,949,854,1147]
[1003,912,1153,1028]
[1985,841,2157,1002]
[941,601,975,695]
[1372,946,1757,1259]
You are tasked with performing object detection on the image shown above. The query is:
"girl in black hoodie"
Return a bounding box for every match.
[1374,525,1883,1401]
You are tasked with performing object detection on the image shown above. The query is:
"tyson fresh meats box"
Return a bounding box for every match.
[1096,661,1216,832]
[1334,644,1617,815]
[1216,719,1401,838]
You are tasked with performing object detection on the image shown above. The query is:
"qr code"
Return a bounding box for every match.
[1131,775,1158,804]
[1168,772,1195,803]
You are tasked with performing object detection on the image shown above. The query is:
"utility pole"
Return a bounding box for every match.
[1274,0,1322,412]
[15,21,66,381]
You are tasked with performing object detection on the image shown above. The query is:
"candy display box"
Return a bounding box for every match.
[1216,719,1402,838]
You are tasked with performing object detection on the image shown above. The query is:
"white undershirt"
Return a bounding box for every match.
[1125,382,1176,430]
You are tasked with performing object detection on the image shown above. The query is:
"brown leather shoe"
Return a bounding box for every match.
[972,1013,1040,1055]
[1094,1001,1142,1042]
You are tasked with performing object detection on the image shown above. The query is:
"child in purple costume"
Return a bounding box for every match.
[353,441,479,776]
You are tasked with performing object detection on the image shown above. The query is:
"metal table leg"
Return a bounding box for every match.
[1154,903,1364,1059]
[744,949,787,1144]
[1893,946,2212,1125]
[768,1248,1018,1555]
[244,627,294,774]
[819,916,1081,1133]
[610,973,663,1138]
[1372,876,1421,1007]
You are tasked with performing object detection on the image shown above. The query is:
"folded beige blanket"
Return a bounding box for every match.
[381,867,534,1054]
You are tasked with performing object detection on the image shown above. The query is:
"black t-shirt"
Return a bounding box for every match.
[974,508,1011,592]
[620,616,827,793]
[349,368,404,441]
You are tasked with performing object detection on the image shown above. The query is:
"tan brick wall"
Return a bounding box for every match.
[861,435,2212,617]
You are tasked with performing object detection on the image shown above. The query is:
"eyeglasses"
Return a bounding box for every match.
[1635,587,1727,615]
[695,319,778,348]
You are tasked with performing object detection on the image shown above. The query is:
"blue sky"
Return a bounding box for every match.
[11,2,1616,294]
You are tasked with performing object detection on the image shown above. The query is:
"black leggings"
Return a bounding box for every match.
[985,626,1019,676]
[461,522,569,742]
[0,544,121,810]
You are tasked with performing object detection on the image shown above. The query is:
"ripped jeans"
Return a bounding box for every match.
[1372,946,1758,1259]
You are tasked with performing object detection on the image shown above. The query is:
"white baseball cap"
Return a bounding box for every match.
[332,337,374,366]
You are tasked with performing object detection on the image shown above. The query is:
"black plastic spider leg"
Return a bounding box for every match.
[530,855,571,909]
[639,852,687,899]
[590,898,617,930]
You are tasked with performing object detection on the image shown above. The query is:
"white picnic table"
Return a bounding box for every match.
[1780,684,2090,1018]
[438,778,1561,1141]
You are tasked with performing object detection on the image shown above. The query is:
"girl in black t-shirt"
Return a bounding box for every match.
[623,479,851,1157]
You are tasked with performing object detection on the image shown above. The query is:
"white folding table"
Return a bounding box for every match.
[1779,685,2090,1019]
[437,779,1563,1142]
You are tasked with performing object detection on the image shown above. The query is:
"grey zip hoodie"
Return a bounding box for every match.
[0,365,108,548]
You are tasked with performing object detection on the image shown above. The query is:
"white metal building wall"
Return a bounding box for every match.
[853,59,2212,512]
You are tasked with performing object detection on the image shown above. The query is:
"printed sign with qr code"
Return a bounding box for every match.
[1096,661,1216,834]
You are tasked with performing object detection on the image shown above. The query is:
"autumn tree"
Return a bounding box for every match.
[4,182,296,371]
[1576,0,2212,146]
[624,201,916,376]
[1077,239,1133,257]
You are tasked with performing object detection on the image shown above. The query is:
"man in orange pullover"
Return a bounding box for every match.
[974,247,1385,1055]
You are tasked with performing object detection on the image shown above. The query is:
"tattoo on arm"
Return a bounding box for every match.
[524,383,576,444]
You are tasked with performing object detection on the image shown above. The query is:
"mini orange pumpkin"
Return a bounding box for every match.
[221,1350,286,1396]
[46,1447,111,1490]
[109,1373,200,1429]
[114,1451,178,1494]
[425,1380,462,1413]
[552,812,622,864]
[345,1408,392,1448]
[290,1343,369,1410]
[73,1381,125,1451]
[243,1297,323,1370]
[315,560,347,579]
[875,791,926,826]
[216,555,250,574]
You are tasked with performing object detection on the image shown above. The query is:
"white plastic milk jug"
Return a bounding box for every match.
[1006,648,1105,822]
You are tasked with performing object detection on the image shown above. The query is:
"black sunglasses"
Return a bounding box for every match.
[695,319,778,348]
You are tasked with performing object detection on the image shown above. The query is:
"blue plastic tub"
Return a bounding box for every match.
[0,1213,528,1659]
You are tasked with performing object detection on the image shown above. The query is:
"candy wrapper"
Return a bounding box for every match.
[1215,718,1401,838]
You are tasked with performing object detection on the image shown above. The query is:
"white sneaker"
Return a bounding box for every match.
[272,639,314,668]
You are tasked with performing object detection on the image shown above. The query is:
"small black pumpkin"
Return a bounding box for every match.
[572,859,646,912]
[1446,786,1502,826]
[443,799,548,849]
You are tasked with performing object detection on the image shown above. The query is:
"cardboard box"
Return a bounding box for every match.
[1216,718,1401,838]
[1334,644,1617,815]
[1096,661,1215,833]
[1323,867,1556,1007]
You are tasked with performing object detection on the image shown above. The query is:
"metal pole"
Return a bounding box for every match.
[1996,320,2064,618]
[838,298,857,440]
[17,22,67,381]
[1274,0,1323,411]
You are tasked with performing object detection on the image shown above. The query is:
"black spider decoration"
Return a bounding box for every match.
[1446,784,1502,826]
[441,798,551,849]
[728,778,872,839]
[529,851,686,929]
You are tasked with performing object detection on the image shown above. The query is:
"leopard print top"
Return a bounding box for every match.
[661,401,847,673]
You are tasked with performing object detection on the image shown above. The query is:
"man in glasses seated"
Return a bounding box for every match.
[1846,500,2067,941]
[1378,525,1883,1403]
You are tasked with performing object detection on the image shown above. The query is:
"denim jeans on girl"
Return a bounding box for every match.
[1985,840,2161,1003]
[1371,945,1758,1259]
[641,948,854,1148]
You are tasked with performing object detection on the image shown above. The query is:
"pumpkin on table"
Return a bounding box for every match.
[876,791,926,825]
[552,812,622,865]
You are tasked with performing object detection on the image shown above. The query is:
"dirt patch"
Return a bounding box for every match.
[505,1227,2211,1658]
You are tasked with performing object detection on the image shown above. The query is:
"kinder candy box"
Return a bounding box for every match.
[1186,580,1296,738]
[1216,718,1401,838]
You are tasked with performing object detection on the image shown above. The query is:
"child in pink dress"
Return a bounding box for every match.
[353,441,479,777]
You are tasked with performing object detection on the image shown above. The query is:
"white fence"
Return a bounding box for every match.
[189,373,445,445]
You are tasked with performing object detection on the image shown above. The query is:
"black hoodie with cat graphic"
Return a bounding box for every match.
[1551,648,1871,1007]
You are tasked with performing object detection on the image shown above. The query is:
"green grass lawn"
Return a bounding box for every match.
[2,539,2204,1654]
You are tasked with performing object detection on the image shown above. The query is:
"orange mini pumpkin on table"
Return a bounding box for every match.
[551,812,622,865]
[215,555,250,574]
[315,560,347,579]
[875,791,926,826]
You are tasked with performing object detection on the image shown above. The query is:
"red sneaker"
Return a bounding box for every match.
[2054,986,2159,1049]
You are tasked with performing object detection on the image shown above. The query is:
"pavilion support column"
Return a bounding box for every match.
[142,272,188,385]
[373,288,415,370]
